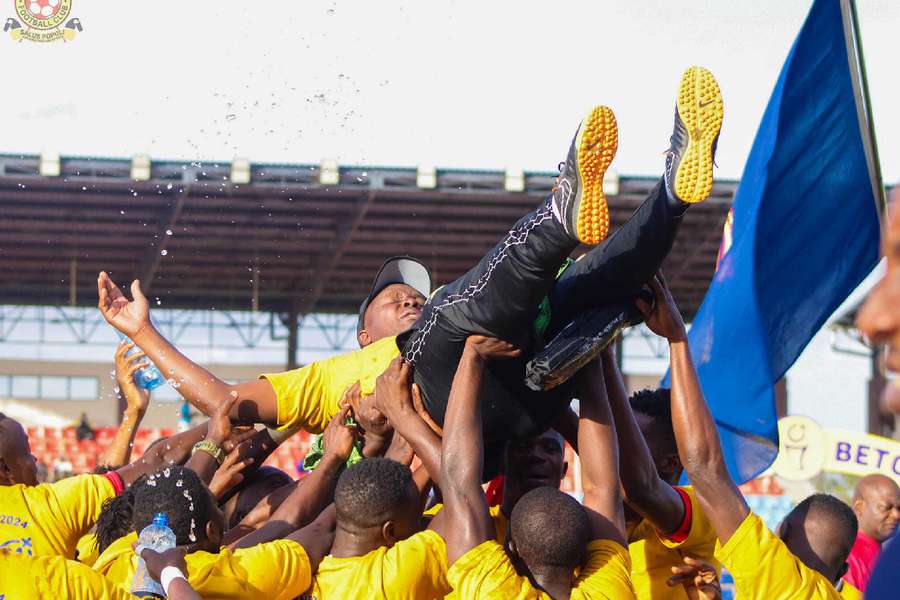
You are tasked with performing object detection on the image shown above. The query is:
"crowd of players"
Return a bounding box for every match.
[1,66,900,599]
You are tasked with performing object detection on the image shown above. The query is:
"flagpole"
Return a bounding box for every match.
[840,0,887,220]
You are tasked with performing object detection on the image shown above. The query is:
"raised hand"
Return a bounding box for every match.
[206,391,241,446]
[137,545,188,582]
[209,444,256,500]
[322,405,358,463]
[464,335,522,361]
[97,271,152,338]
[667,556,722,600]
[374,357,417,426]
[342,381,392,442]
[115,341,151,414]
[636,271,687,342]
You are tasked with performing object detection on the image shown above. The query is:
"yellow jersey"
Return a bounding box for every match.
[0,474,116,559]
[263,335,400,432]
[93,531,312,600]
[839,581,862,599]
[0,548,133,599]
[423,502,508,545]
[447,538,636,599]
[714,511,843,599]
[627,485,720,600]
[302,529,450,600]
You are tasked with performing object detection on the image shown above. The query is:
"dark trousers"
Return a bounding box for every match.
[401,178,682,474]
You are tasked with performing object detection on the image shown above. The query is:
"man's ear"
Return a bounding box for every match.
[205,519,223,548]
[381,520,397,546]
[0,457,13,486]
[560,461,569,480]
[358,330,372,347]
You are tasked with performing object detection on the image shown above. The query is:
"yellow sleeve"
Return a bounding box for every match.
[447,539,544,599]
[262,335,400,432]
[187,539,311,600]
[840,582,862,599]
[381,529,451,599]
[572,539,636,599]
[22,474,116,558]
[657,486,720,562]
[714,511,842,600]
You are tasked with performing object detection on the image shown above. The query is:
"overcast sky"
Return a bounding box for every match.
[2,0,897,182]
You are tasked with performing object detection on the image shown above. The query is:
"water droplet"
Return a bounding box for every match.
[166,183,173,190]
[225,113,236,121]
[160,249,168,256]
[165,229,173,236]
[188,531,196,542]
[163,468,170,477]
[120,210,125,215]
[147,478,157,486]
[176,479,183,487]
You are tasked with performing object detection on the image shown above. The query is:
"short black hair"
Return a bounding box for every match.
[95,466,214,553]
[792,493,858,560]
[629,387,672,422]
[510,487,589,569]
[334,458,413,529]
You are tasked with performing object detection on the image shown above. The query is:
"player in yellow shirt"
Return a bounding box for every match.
[0,411,207,559]
[435,335,634,599]
[92,463,336,599]
[599,343,721,599]
[638,272,858,599]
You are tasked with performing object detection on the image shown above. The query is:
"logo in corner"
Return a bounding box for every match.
[5,0,83,43]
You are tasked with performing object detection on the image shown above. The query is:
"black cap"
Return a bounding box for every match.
[356,256,431,336]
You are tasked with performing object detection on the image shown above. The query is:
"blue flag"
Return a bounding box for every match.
[668,0,882,485]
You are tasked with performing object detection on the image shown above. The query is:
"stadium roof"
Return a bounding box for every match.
[0,154,736,318]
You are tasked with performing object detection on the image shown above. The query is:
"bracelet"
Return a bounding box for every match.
[160,566,187,595]
[192,440,224,465]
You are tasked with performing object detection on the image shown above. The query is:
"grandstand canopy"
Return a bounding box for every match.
[0,154,735,319]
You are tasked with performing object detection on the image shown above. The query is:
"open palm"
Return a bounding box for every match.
[97,271,151,337]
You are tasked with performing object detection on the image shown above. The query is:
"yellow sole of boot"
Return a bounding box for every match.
[574,105,618,244]
[674,66,723,204]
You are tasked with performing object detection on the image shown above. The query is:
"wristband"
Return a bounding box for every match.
[160,566,187,595]
[192,440,224,465]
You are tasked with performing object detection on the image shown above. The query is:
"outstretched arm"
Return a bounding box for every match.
[432,336,521,564]
[577,358,626,545]
[97,272,278,424]
[637,273,748,543]
[100,341,151,468]
[115,422,209,487]
[601,344,684,533]
[375,357,442,486]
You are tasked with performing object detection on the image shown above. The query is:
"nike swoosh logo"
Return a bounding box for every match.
[699,99,716,108]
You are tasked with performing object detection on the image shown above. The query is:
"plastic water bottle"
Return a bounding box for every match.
[132,512,177,598]
[117,331,166,391]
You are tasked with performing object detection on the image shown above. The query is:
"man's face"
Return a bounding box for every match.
[358,284,426,347]
[857,481,900,542]
[857,188,900,410]
[634,411,682,485]
[0,419,38,487]
[504,431,566,491]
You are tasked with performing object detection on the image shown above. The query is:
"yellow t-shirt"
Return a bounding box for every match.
[714,511,843,599]
[263,335,400,432]
[627,485,719,600]
[0,474,116,559]
[75,532,100,567]
[447,538,636,599]
[0,549,133,600]
[302,529,450,600]
[93,531,312,600]
[423,503,508,545]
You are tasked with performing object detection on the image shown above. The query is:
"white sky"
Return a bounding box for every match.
[1,0,897,181]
